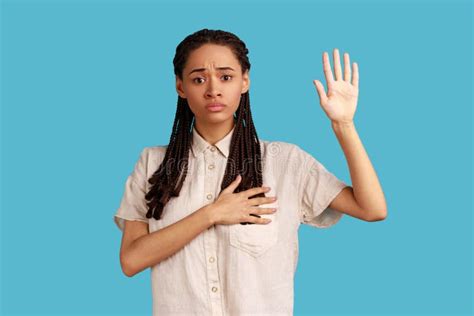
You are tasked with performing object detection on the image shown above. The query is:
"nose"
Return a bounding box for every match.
[205,77,222,98]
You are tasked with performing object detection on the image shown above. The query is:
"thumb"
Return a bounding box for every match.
[222,174,242,194]
[313,80,328,105]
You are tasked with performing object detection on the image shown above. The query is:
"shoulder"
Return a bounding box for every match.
[259,139,309,162]
[138,145,169,169]
[143,144,168,157]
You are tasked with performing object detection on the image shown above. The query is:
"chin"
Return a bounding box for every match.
[206,116,232,124]
[199,112,233,124]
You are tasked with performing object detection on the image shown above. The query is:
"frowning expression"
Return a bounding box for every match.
[176,43,250,125]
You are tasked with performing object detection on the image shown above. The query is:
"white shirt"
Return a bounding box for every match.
[114,125,348,316]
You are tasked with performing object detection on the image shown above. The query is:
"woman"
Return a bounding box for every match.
[114,28,387,315]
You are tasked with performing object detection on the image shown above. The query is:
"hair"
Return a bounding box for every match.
[145,28,265,223]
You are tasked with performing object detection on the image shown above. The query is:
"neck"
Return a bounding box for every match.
[194,118,235,145]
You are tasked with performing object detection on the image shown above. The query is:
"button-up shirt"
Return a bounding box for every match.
[114,125,348,315]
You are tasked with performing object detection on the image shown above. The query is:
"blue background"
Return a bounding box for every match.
[1,0,472,315]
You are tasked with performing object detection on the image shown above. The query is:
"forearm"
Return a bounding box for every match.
[125,205,214,276]
[331,121,387,215]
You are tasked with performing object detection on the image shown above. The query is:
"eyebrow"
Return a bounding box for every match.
[188,67,235,76]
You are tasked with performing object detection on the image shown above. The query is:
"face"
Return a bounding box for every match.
[176,43,250,127]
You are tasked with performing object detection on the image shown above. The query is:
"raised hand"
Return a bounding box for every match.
[313,48,359,124]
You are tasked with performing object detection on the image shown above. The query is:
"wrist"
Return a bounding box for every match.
[331,120,354,128]
[201,204,217,227]
[331,120,356,135]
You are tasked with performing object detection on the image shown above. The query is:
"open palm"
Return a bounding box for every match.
[313,48,359,124]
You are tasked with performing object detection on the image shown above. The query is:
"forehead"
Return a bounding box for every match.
[185,44,239,69]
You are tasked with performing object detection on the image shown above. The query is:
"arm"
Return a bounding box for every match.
[313,48,387,221]
[329,121,387,221]
[121,205,214,277]
[120,176,274,277]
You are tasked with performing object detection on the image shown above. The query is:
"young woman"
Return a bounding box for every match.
[114,28,387,315]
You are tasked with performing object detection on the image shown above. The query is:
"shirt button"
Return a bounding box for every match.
[206,194,213,200]
[209,256,215,263]
[212,286,218,292]
[208,164,215,170]
[210,146,216,152]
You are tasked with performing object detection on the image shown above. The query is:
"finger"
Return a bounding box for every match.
[247,196,277,206]
[343,52,351,82]
[333,48,342,81]
[247,214,272,225]
[242,186,270,199]
[222,174,241,194]
[248,207,277,215]
[313,80,328,105]
[352,62,359,89]
[322,51,334,87]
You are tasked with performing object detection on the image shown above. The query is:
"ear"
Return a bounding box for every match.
[241,70,250,94]
[176,76,186,98]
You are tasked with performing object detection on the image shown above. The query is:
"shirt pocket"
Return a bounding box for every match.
[228,199,279,258]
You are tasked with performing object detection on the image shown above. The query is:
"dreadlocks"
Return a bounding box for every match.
[145,29,265,223]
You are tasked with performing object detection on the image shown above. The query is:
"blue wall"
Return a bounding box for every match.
[1,0,472,315]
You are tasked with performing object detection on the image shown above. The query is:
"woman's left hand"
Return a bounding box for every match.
[313,48,359,124]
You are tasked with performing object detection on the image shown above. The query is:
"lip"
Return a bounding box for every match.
[206,103,226,112]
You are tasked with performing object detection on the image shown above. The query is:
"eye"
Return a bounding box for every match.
[192,75,233,84]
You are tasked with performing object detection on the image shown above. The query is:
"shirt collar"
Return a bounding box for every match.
[191,125,235,158]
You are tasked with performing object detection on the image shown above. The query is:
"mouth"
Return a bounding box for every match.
[206,103,226,112]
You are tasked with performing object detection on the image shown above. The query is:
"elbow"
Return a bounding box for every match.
[120,254,138,278]
[365,209,388,222]
[121,252,153,277]
[122,264,136,278]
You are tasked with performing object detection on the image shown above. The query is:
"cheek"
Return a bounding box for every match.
[231,91,243,108]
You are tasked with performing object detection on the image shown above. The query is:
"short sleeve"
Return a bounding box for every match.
[296,146,348,228]
[113,147,150,232]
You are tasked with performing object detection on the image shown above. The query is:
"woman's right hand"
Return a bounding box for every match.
[208,174,278,226]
